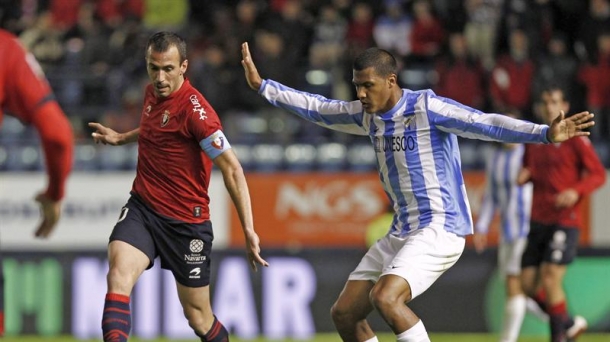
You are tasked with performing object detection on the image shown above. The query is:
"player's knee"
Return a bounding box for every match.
[330,300,354,325]
[369,286,400,312]
[106,266,136,294]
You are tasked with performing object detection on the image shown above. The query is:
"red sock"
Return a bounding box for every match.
[0,310,4,336]
[548,301,569,342]
[102,293,131,342]
[533,289,547,311]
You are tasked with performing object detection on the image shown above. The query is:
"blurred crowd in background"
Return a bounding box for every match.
[1,0,609,172]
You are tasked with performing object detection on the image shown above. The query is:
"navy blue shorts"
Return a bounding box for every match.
[521,222,579,267]
[110,194,213,287]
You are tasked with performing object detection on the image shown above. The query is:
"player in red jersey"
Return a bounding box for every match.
[0,28,74,336]
[518,86,606,342]
[89,32,267,342]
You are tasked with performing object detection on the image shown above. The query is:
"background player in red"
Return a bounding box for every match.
[0,28,74,336]
[89,32,267,342]
[518,86,606,342]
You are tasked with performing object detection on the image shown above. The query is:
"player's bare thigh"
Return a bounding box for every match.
[107,240,150,294]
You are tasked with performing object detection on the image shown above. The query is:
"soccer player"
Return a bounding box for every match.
[473,111,548,342]
[518,86,606,342]
[241,43,595,342]
[0,28,74,336]
[89,32,268,342]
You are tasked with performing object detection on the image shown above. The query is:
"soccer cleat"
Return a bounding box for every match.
[566,315,587,340]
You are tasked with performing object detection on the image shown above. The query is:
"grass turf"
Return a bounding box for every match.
[2,334,610,342]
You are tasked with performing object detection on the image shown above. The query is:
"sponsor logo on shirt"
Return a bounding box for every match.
[143,105,151,116]
[374,136,416,152]
[161,110,170,127]
[190,94,207,120]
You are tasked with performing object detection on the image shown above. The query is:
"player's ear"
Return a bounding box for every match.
[388,73,397,88]
[181,59,188,75]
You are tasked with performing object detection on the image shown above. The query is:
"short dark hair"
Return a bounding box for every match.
[353,48,397,77]
[146,32,187,63]
[541,84,568,102]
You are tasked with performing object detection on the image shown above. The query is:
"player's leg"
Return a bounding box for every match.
[540,227,586,341]
[498,239,527,342]
[330,279,376,341]
[175,283,227,341]
[371,227,465,342]
[103,197,156,342]
[157,219,223,341]
[520,224,546,313]
[103,241,150,342]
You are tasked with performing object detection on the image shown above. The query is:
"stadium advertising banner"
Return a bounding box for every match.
[228,173,594,247]
[0,172,230,250]
[3,249,609,339]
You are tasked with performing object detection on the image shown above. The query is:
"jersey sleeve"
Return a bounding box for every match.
[571,137,606,196]
[426,92,550,144]
[5,38,54,123]
[259,79,369,135]
[186,93,232,159]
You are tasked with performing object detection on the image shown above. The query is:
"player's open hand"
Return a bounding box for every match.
[547,111,595,143]
[244,231,269,271]
[241,42,263,91]
[88,122,123,145]
[34,192,61,238]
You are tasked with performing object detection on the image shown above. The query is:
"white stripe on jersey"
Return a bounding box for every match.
[260,80,548,236]
[475,144,533,242]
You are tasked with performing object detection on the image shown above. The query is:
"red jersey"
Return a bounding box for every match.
[132,79,230,223]
[523,137,606,228]
[0,29,73,200]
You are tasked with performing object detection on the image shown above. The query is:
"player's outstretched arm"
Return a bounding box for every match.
[547,111,595,143]
[214,149,269,271]
[88,122,139,145]
[241,42,262,91]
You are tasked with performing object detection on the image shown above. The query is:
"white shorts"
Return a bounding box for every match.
[348,226,465,300]
[498,237,527,277]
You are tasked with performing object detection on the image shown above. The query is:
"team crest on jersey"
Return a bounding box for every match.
[211,134,225,150]
[161,110,170,127]
[404,116,416,130]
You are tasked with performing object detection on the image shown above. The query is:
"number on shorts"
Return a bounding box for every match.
[117,207,129,223]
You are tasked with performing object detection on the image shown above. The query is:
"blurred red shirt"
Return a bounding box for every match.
[523,136,606,228]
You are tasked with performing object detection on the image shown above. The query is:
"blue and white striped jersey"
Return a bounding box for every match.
[475,144,533,242]
[260,80,549,236]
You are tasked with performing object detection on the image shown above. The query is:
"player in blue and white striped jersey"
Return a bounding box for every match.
[241,43,594,342]
[473,116,548,342]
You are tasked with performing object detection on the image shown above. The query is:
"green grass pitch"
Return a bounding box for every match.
[2,334,609,342]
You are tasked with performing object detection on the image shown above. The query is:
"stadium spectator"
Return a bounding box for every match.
[473,110,548,342]
[0,28,74,336]
[532,33,579,106]
[409,0,445,64]
[489,29,535,117]
[89,32,267,342]
[463,0,503,70]
[433,32,485,109]
[518,86,606,342]
[240,42,595,342]
[578,30,610,142]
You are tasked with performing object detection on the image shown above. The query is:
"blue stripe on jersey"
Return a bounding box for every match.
[261,80,366,128]
[427,94,549,144]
